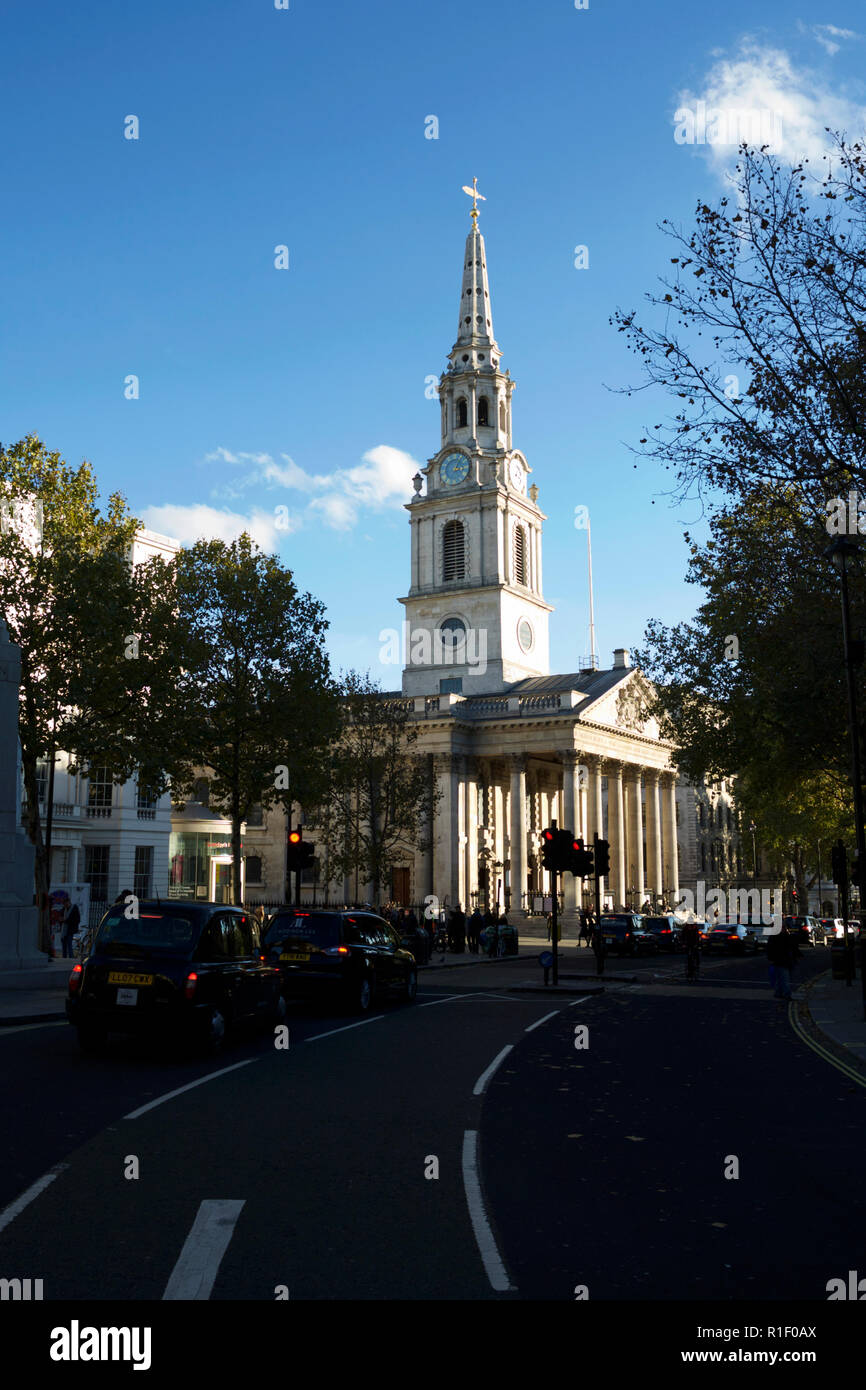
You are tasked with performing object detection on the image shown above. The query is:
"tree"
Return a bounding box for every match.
[0,435,184,945]
[632,482,860,898]
[309,671,437,904]
[613,136,866,513]
[170,534,340,906]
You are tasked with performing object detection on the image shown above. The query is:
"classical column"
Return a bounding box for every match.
[628,768,645,909]
[508,755,527,915]
[587,755,604,844]
[606,760,626,909]
[464,757,479,910]
[645,770,663,904]
[661,772,680,905]
[492,762,506,912]
[415,752,435,906]
[560,751,581,920]
[432,753,460,910]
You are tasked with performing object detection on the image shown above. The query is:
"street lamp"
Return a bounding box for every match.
[749,820,757,882]
[823,534,866,1015]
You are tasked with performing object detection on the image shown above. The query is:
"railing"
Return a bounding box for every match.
[86,806,112,818]
[136,809,156,820]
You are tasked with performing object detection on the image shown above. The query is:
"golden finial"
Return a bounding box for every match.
[461,177,486,223]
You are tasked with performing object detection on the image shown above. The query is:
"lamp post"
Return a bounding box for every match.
[823,535,866,1017]
[749,820,757,883]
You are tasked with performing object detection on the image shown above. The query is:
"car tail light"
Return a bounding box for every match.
[324,946,350,956]
[184,972,198,1000]
[68,963,83,994]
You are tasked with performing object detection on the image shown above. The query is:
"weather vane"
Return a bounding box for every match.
[461,177,486,223]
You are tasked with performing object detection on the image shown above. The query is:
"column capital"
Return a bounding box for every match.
[644,767,661,786]
[558,749,581,768]
[603,758,624,779]
[507,753,527,773]
[583,752,603,771]
[660,769,678,789]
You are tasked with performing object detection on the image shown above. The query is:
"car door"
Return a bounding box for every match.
[216,912,247,1019]
[357,915,393,992]
[231,911,267,1020]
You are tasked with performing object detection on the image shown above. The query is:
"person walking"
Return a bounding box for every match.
[61,902,80,958]
[767,919,800,1003]
[449,903,466,954]
[467,907,483,953]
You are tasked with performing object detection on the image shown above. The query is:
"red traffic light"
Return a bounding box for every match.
[289,830,301,844]
[543,828,554,842]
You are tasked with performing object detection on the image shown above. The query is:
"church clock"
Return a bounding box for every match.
[440,452,470,487]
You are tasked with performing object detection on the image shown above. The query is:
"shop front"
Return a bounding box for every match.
[168,826,245,904]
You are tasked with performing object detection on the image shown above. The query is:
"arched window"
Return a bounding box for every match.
[477,396,489,426]
[499,400,506,432]
[701,843,706,871]
[442,520,465,581]
[439,617,467,660]
[457,398,468,428]
[513,525,527,585]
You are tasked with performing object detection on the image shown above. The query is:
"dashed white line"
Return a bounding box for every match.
[525,1010,560,1033]
[305,1015,384,1040]
[0,1163,69,1234]
[462,1131,515,1292]
[567,995,593,1007]
[418,994,471,1008]
[124,1059,257,1120]
[162,1199,245,1300]
[0,1021,67,1037]
[472,1044,514,1096]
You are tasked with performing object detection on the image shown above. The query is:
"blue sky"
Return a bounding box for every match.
[3,1,866,682]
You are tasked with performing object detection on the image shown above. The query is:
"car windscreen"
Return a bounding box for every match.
[264,913,342,949]
[94,909,198,956]
[600,919,629,934]
[643,918,672,930]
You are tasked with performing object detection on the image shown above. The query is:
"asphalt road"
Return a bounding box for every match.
[0,944,859,1301]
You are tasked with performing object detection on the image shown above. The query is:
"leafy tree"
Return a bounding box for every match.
[0,435,184,945]
[309,671,437,904]
[170,534,340,905]
[613,136,866,513]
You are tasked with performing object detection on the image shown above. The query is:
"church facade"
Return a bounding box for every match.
[382,205,684,923]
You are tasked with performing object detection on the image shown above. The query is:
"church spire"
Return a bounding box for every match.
[454,182,499,357]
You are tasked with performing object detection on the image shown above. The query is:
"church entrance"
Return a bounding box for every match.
[391,866,410,906]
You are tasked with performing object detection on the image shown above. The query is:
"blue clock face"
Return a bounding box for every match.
[440,452,470,487]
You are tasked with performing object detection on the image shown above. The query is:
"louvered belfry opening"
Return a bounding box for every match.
[443,519,465,581]
[514,524,527,585]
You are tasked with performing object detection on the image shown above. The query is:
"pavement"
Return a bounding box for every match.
[2,926,865,1075]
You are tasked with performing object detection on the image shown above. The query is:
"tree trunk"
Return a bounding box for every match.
[231,805,243,907]
[21,749,51,954]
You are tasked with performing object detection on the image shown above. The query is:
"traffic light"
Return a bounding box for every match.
[542,827,558,872]
[286,828,316,872]
[594,838,610,878]
[568,837,595,878]
[542,827,580,872]
[832,841,848,886]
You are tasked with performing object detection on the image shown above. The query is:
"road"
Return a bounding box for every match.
[0,944,861,1301]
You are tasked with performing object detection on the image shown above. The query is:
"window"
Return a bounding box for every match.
[477,396,489,426]
[499,400,506,432]
[245,804,264,827]
[35,759,49,805]
[440,677,463,694]
[442,520,465,580]
[193,777,210,808]
[133,846,153,898]
[457,398,468,427]
[245,854,263,884]
[136,779,158,810]
[87,767,113,812]
[700,843,706,872]
[84,845,110,901]
[513,525,527,585]
[439,617,466,660]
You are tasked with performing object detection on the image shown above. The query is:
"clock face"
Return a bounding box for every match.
[509,459,524,492]
[518,619,534,653]
[440,452,470,487]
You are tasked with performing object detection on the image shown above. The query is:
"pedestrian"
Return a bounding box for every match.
[61,902,80,958]
[449,902,466,954]
[467,907,483,953]
[767,919,800,1003]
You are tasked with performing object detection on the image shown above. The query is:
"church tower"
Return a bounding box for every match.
[400,192,552,697]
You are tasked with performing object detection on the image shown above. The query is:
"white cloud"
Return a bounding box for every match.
[809,24,861,57]
[205,443,421,532]
[139,502,292,552]
[674,37,866,174]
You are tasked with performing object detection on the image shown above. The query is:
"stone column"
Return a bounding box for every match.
[508,755,527,915]
[416,752,435,906]
[492,762,506,913]
[645,770,663,904]
[587,755,604,844]
[560,751,581,921]
[662,772,680,905]
[628,768,645,910]
[432,753,459,911]
[464,757,479,911]
[606,760,626,910]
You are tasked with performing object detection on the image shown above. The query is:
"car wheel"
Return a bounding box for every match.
[404,968,417,1004]
[77,1023,107,1054]
[357,974,374,1013]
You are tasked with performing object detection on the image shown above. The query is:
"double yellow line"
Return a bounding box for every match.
[788,975,866,1090]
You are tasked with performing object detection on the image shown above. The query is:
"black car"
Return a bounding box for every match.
[262,909,418,1012]
[598,914,657,955]
[66,900,284,1055]
[785,916,820,946]
[641,915,682,952]
[704,921,760,954]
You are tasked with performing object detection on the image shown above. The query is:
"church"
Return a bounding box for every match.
[383,196,685,925]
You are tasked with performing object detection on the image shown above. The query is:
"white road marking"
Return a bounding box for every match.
[0,1163,69,1234]
[472,1044,514,1096]
[162,1199,245,1300]
[124,1059,257,1120]
[462,1131,515,1292]
[305,1015,384,1040]
[0,1021,67,1037]
[567,995,593,1006]
[418,994,470,1008]
[525,1010,560,1032]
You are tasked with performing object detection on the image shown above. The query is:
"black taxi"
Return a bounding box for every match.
[262,909,418,1012]
[66,900,285,1054]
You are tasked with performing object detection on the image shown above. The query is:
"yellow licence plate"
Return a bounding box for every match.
[108,971,154,986]
[280,951,310,962]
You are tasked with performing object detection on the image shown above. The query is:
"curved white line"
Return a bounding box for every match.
[0,1163,69,1234]
[124,1059,257,1120]
[472,1044,513,1096]
[462,1130,515,1292]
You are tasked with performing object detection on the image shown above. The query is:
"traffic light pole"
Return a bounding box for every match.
[551,868,559,986]
[594,832,604,978]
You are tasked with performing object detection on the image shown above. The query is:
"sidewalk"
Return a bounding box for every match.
[801,969,866,1070]
[0,959,72,1024]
